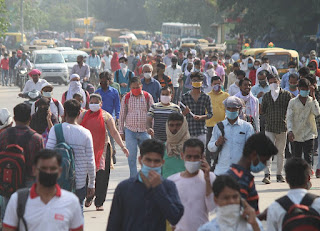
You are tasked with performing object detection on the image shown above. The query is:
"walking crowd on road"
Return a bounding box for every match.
[1,46,320,231]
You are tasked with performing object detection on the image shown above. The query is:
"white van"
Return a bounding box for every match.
[32,49,69,85]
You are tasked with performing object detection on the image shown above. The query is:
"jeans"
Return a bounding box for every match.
[125,128,150,177]
[206,127,214,166]
[1,69,8,86]
[292,139,314,165]
[173,87,181,104]
[75,186,86,212]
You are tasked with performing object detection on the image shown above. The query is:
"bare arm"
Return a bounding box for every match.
[106,117,129,156]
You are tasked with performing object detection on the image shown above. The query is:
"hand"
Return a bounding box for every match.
[120,83,128,88]
[310,85,316,99]
[193,115,201,121]
[87,187,95,198]
[147,128,154,137]
[288,131,295,142]
[148,170,162,188]
[215,136,226,146]
[178,74,183,82]
[46,110,52,121]
[122,147,129,157]
[120,134,125,141]
[257,208,268,221]
[182,106,190,116]
[257,92,264,98]
[83,77,88,82]
[200,158,210,182]
[241,199,259,227]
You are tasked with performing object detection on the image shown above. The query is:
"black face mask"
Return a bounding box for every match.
[38,169,59,187]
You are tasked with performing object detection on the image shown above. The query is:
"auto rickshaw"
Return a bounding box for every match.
[241,48,285,60]
[22,45,47,53]
[198,39,209,44]
[110,43,129,54]
[33,39,56,47]
[195,43,227,55]
[65,38,84,50]
[3,32,27,49]
[92,36,112,52]
[131,39,152,52]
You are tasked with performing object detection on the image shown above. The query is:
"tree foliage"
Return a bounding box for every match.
[0,0,10,37]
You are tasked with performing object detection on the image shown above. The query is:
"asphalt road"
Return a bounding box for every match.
[0,84,319,230]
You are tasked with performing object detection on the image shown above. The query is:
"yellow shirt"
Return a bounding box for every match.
[206,90,229,127]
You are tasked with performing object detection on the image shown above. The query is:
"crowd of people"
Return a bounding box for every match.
[0,46,320,231]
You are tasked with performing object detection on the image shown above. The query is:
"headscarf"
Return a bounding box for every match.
[234,91,258,119]
[111,52,120,72]
[166,117,190,157]
[67,75,86,108]
[310,60,320,77]
[28,69,41,77]
[0,108,13,130]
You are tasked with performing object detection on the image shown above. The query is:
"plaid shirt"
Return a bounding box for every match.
[0,126,44,179]
[119,91,154,134]
[261,89,292,134]
[181,91,213,136]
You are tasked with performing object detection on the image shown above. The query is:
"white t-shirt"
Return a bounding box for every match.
[22,79,48,93]
[46,123,96,189]
[3,184,83,231]
[168,170,216,231]
[164,65,183,87]
[31,98,64,118]
[228,83,240,96]
[198,217,263,231]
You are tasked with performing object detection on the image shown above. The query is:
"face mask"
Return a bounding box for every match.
[192,81,202,88]
[131,87,142,96]
[207,68,214,77]
[226,110,239,120]
[194,68,200,72]
[213,84,221,92]
[262,63,270,69]
[120,63,127,69]
[77,61,82,65]
[254,65,260,69]
[300,90,310,97]
[217,204,241,229]
[70,81,81,90]
[188,58,193,63]
[42,91,52,98]
[269,83,279,92]
[289,68,296,74]
[235,78,240,84]
[250,155,266,173]
[289,84,297,89]
[213,61,218,65]
[310,70,316,75]
[38,169,59,187]
[89,104,100,112]
[248,63,253,68]
[139,164,162,182]
[225,59,230,64]
[160,95,171,104]
[144,72,152,79]
[259,80,267,87]
[184,161,201,174]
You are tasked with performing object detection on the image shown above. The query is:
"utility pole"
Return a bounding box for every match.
[20,0,24,45]
[85,0,88,41]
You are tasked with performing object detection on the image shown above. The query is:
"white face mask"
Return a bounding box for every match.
[89,104,100,112]
[160,95,171,104]
[144,72,152,79]
[269,83,279,92]
[184,161,201,174]
[120,63,127,69]
[207,68,215,77]
[217,204,241,230]
[70,81,81,90]
[289,68,296,74]
[261,63,270,69]
[42,91,52,98]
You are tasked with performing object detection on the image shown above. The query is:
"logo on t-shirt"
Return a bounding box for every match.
[55,214,64,221]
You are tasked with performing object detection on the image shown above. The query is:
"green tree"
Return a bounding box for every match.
[0,0,10,37]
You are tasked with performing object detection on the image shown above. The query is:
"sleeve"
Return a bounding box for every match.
[86,65,90,78]
[167,76,173,87]
[203,74,209,88]
[22,81,29,93]
[152,181,184,226]
[147,104,155,117]
[207,124,221,152]
[70,196,84,230]
[86,132,96,188]
[14,59,21,68]
[286,100,294,132]
[280,74,286,89]
[31,101,36,115]
[71,65,76,74]
[46,126,57,149]
[266,203,278,231]
[148,93,155,109]
[58,101,65,116]
[185,75,192,90]
[98,56,101,69]
[106,184,123,231]
[251,87,257,98]
[205,173,216,213]
[246,123,255,140]
[261,94,267,114]
[2,192,19,229]
[118,96,126,134]
[156,82,161,102]
[311,98,320,116]
[254,99,260,132]
[114,91,121,119]
[205,95,213,119]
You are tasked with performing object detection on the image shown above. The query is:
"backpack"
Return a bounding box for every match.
[276,193,320,231]
[54,124,76,192]
[210,122,224,172]
[35,98,60,117]
[115,69,133,84]
[123,91,150,119]
[0,128,35,197]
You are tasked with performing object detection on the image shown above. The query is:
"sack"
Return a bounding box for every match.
[54,124,76,192]
[210,122,224,172]
[276,193,320,231]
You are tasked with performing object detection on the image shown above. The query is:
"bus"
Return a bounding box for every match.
[161,22,201,40]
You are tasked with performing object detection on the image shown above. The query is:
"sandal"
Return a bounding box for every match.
[85,199,92,207]
[96,206,104,211]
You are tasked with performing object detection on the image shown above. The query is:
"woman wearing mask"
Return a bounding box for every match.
[249,59,260,86]
[30,97,58,146]
[111,52,120,72]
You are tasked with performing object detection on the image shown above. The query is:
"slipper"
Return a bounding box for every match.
[85,199,92,208]
[96,206,104,211]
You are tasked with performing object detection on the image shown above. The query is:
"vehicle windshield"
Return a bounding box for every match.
[92,41,104,47]
[264,54,290,69]
[62,54,81,62]
[35,53,65,64]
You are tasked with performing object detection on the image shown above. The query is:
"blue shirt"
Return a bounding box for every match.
[142,78,162,103]
[284,87,299,97]
[280,71,299,89]
[106,174,184,231]
[251,84,270,104]
[87,55,101,69]
[95,86,120,119]
[114,69,135,95]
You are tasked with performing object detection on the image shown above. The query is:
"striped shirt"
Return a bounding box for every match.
[46,123,96,189]
[119,91,154,134]
[147,102,181,141]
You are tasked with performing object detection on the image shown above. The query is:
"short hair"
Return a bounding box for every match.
[129,76,141,86]
[233,62,239,68]
[211,76,221,83]
[142,63,153,72]
[119,57,128,62]
[140,139,165,158]
[64,99,81,118]
[194,59,201,66]
[239,77,251,86]
[14,103,31,123]
[258,70,269,77]
[77,55,84,60]
[182,138,204,154]
[211,55,218,60]
[167,112,184,123]
[34,149,62,166]
[285,158,310,188]
[157,62,166,69]
[306,74,317,85]
[72,93,83,101]
[91,49,96,53]
[288,73,299,81]
[187,53,193,57]
[89,93,102,102]
[298,78,310,88]
[212,175,240,197]
[288,61,297,67]
[261,56,269,62]
[298,67,310,76]
[99,71,112,80]
[236,70,246,77]
[243,133,278,158]
[266,73,280,82]
[225,54,231,58]
[161,86,171,93]
[171,56,178,62]
[190,72,204,81]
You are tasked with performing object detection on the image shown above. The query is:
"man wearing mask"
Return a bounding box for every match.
[163,49,173,67]
[141,64,161,102]
[71,55,90,82]
[228,70,246,96]
[14,53,32,70]
[284,74,299,96]
[2,150,84,231]
[184,60,209,91]
[198,175,263,231]
[127,50,135,71]
[255,57,278,84]
[249,60,261,86]
[212,55,226,85]
[165,57,182,103]
[261,74,292,184]
[181,53,193,72]
[107,139,184,231]
[306,50,320,67]
[119,77,154,177]
[114,57,135,96]
[181,72,213,146]
[87,50,101,79]
[227,62,240,90]
[208,96,254,175]
[19,69,48,96]
[9,51,18,86]
[102,51,112,71]
[280,61,299,89]
[168,139,215,231]
[155,62,174,92]
[203,63,217,93]
[146,86,181,142]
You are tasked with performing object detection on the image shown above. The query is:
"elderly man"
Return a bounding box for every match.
[208,96,254,175]
[71,55,90,82]
[19,69,48,96]
[141,64,161,102]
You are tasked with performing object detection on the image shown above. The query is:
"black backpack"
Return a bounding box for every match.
[276,193,320,231]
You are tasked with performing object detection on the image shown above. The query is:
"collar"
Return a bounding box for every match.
[226,117,241,126]
[30,183,61,199]
[287,188,307,195]
[142,78,155,83]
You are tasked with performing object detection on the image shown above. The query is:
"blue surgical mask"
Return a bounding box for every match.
[213,61,218,65]
[226,110,239,120]
[248,63,253,68]
[138,164,162,182]
[250,155,266,173]
[300,90,310,97]
[194,68,200,72]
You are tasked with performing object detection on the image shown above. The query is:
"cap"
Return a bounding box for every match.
[70,73,80,80]
[0,108,13,130]
[41,83,53,90]
[28,69,42,77]
[223,96,244,109]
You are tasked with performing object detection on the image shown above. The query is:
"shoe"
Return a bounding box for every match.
[262,174,271,184]
[84,199,92,207]
[96,206,104,211]
[311,169,315,176]
[276,175,285,182]
[112,154,116,164]
[316,169,320,178]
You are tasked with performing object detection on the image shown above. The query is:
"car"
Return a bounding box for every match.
[54,47,74,52]
[31,49,69,85]
[61,50,89,73]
